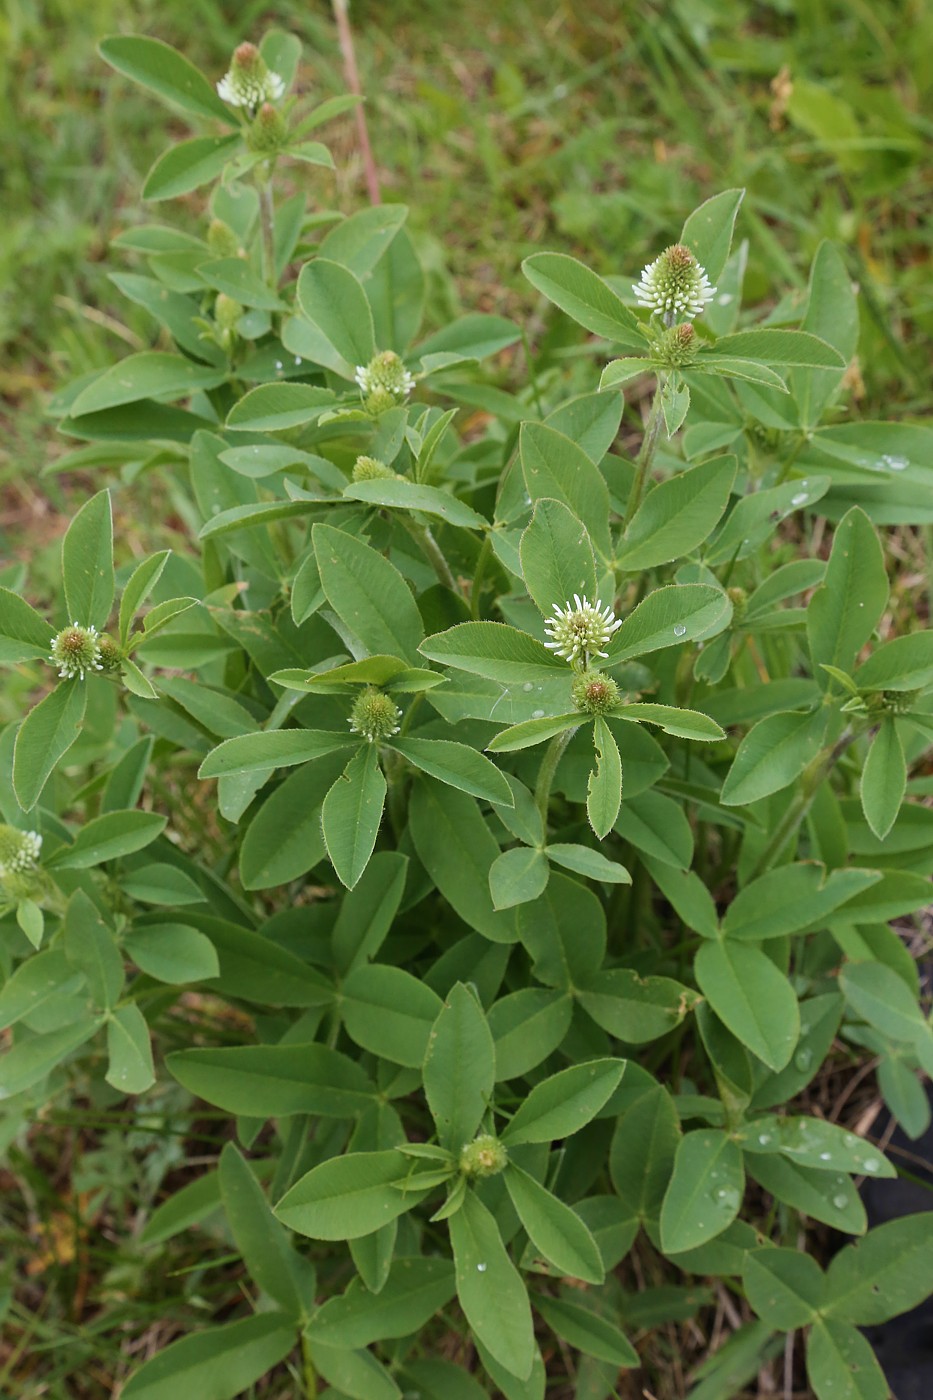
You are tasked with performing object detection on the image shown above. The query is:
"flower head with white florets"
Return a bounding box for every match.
[544,595,622,670]
[355,351,415,407]
[0,825,42,878]
[348,688,402,744]
[633,244,715,326]
[49,624,103,680]
[217,43,285,112]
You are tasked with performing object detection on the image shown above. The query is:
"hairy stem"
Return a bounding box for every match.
[258,171,277,288]
[625,380,665,521]
[534,727,578,830]
[400,516,458,591]
[471,534,492,619]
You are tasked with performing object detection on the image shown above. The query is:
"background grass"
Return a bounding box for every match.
[0,1,931,1395]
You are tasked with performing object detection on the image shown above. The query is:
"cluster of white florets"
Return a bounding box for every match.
[0,825,42,877]
[544,595,622,668]
[49,623,103,680]
[355,351,415,407]
[633,243,715,323]
[217,42,285,111]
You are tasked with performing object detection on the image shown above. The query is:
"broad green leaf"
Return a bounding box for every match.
[219,1144,310,1318]
[806,1319,888,1400]
[322,746,387,889]
[390,736,512,805]
[120,1313,296,1400]
[613,788,694,870]
[696,941,799,1070]
[47,810,166,869]
[659,1130,744,1252]
[314,523,424,666]
[142,135,243,201]
[745,1115,895,1178]
[307,1342,400,1400]
[488,989,573,1080]
[505,1165,604,1283]
[344,478,488,529]
[618,456,736,569]
[722,864,879,941]
[578,968,699,1044]
[706,329,845,368]
[62,891,125,1010]
[332,851,408,973]
[118,549,170,646]
[0,950,84,1032]
[745,1154,866,1235]
[807,508,888,690]
[449,1189,536,1381]
[125,923,219,984]
[705,476,831,566]
[609,1083,681,1221]
[743,1248,824,1331]
[860,718,906,841]
[839,960,927,1044]
[607,584,729,662]
[225,383,337,432]
[502,1059,625,1145]
[0,1017,100,1097]
[71,355,226,418]
[423,983,496,1150]
[402,1359,488,1400]
[318,203,408,277]
[642,858,719,939]
[295,259,375,373]
[307,1257,455,1347]
[720,707,827,806]
[519,422,612,555]
[61,488,114,629]
[238,753,347,890]
[420,620,567,685]
[522,252,642,350]
[275,1151,428,1241]
[587,716,622,838]
[616,702,724,741]
[486,713,580,754]
[342,963,443,1068]
[793,240,859,428]
[533,1294,638,1368]
[167,1043,374,1118]
[106,1003,155,1095]
[854,631,933,692]
[0,588,54,663]
[680,189,744,285]
[824,1214,933,1324]
[140,1170,222,1246]
[489,847,549,909]
[519,499,598,617]
[99,35,233,122]
[415,313,520,363]
[198,729,356,778]
[516,872,606,989]
[545,843,631,885]
[409,780,518,943]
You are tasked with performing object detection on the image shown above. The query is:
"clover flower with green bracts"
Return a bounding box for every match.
[352,454,396,483]
[0,825,42,877]
[633,243,715,325]
[217,42,285,111]
[544,595,622,669]
[355,350,415,405]
[348,688,402,743]
[49,623,103,680]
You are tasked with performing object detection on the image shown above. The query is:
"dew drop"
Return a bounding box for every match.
[532,709,545,719]
[843,1133,856,1147]
[673,623,687,637]
[833,1194,849,1209]
[522,682,534,692]
[819,1152,832,1161]
[881,454,909,471]
[294,356,303,365]
[758,1133,771,1146]
[717,292,733,306]
[275,359,284,370]
[476,1262,487,1273]
[862,1157,880,1173]
[791,492,809,507]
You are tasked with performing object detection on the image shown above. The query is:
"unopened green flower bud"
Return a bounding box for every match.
[96,635,124,673]
[0,825,42,877]
[459,1134,508,1178]
[214,293,243,335]
[247,102,288,154]
[49,623,103,680]
[363,387,397,416]
[217,42,285,112]
[207,218,242,258]
[355,350,415,405]
[348,688,402,743]
[571,668,621,716]
[634,243,715,324]
[352,455,396,482]
[657,321,698,367]
[726,586,747,624]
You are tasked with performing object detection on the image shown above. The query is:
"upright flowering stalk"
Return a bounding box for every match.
[217,43,288,289]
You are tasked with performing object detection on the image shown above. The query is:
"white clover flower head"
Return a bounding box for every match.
[544,595,622,668]
[217,42,286,111]
[355,350,416,404]
[0,825,42,877]
[633,243,715,323]
[348,688,402,743]
[49,623,103,680]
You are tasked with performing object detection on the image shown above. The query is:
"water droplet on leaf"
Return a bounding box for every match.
[673,623,687,637]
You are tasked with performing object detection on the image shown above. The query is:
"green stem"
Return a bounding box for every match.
[534,726,578,831]
[257,169,277,288]
[301,1330,318,1396]
[383,747,408,838]
[471,534,492,619]
[625,378,665,521]
[400,516,458,591]
[749,726,859,879]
